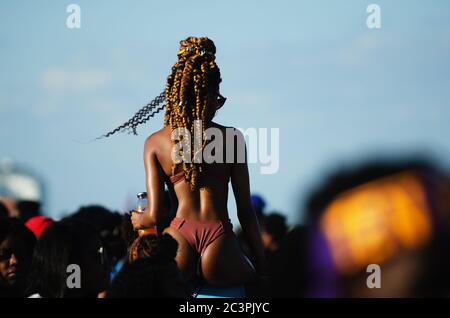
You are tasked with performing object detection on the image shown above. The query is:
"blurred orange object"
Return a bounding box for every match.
[320,171,432,275]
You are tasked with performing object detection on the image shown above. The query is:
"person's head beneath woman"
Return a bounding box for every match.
[0,218,36,297]
[26,219,108,298]
[128,233,178,263]
[107,233,186,298]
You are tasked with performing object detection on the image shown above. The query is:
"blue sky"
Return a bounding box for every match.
[1,0,450,225]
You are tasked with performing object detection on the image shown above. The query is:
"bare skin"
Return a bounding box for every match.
[131,116,268,287]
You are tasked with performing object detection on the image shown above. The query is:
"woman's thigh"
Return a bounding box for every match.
[201,232,255,287]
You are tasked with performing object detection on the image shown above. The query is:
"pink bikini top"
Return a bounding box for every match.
[170,169,230,185]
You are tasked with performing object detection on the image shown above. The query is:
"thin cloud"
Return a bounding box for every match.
[338,34,385,66]
[40,68,112,95]
[230,92,274,108]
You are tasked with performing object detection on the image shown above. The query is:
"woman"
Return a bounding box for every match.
[26,219,108,298]
[0,218,36,297]
[103,37,267,287]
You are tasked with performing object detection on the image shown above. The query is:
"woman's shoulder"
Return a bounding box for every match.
[144,127,171,148]
[146,126,171,139]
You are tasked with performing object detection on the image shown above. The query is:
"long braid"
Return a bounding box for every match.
[96,91,166,140]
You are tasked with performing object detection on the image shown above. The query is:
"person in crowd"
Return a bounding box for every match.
[0,197,19,218]
[256,212,289,296]
[0,218,36,297]
[26,219,108,298]
[0,202,8,219]
[16,200,41,223]
[268,225,310,297]
[101,36,268,289]
[236,194,267,260]
[260,212,288,255]
[305,159,450,297]
[251,194,267,225]
[0,198,42,222]
[67,205,127,280]
[25,215,54,239]
[107,233,187,298]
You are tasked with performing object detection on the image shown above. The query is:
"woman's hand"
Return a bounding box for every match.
[130,209,152,230]
[130,211,144,230]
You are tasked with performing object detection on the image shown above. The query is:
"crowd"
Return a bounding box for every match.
[1,158,450,298]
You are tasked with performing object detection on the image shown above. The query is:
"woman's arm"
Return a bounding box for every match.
[230,130,268,276]
[131,134,166,229]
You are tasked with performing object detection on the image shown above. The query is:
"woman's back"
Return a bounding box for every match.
[149,122,232,222]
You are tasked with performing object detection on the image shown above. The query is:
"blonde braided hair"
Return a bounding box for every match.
[99,37,222,189]
[164,37,222,189]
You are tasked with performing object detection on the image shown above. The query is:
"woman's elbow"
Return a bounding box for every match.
[148,204,167,225]
[147,210,160,225]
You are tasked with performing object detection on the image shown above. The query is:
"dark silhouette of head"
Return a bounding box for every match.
[108,233,186,298]
[16,200,41,223]
[0,202,8,219]
[26,219,108,298]
[261,212,288,244]
[68,205,127,265]
[0,218,36,297]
